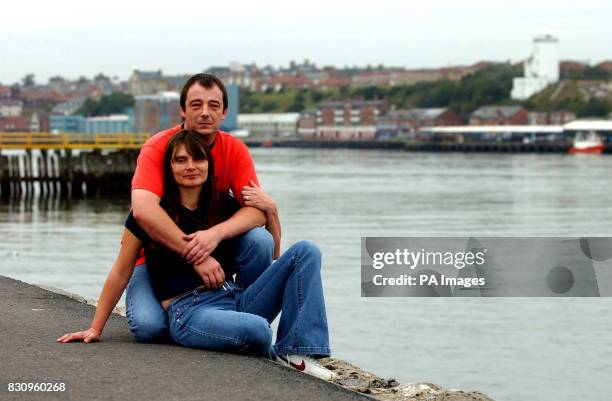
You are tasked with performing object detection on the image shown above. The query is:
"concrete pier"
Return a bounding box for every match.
[0,275,369,401]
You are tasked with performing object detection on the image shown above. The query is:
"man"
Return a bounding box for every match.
[126,73,275,342]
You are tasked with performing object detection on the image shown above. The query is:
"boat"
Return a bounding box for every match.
[569,131,605,154]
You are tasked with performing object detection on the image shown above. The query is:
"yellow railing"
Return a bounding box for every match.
[0,132,151,150]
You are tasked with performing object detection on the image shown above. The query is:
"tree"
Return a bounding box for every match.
[94,73,110,81]
[577,97,611,118]
[77,76,89,84]
[75,92,135,116]
[22,73,35,87]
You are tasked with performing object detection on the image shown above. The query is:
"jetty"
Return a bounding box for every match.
[0,275,369,401]
[2,131,607,199]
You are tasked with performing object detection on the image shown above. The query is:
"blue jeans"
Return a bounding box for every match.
[126,226,274,342]
[168,240,330,358]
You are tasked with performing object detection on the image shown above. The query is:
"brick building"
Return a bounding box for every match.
[134,92,181,133]
[378,108,463,137]
[469,105,528,125]
[316,99,389,126]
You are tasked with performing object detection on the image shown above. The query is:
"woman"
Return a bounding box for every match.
[57,130,334,381]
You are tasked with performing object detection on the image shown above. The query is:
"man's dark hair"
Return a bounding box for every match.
[180,73,228,112]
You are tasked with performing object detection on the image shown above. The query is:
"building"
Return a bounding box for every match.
[84,115,133,134]
[378,108,463,137]
[317,99,389,126]
[51,96,87,116]
[511,33,560,100]
[0,116,29,132]
[315,126,377,140]
[206,62,257,90]
[237,113,300,137]
[134,92,181,133]
[220,84,239,132]
[50,115,85,133]
[297,110,317,137]
[351,71,391,87]
[0,99,23,117]
[470,106,528,125]
[128,70,190,96]
[527,111,576,125]
[0,85,14,99]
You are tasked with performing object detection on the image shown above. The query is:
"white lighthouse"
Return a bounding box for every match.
[511,33,559,100]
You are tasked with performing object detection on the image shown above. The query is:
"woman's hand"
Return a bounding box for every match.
[241,180,276,213]
[56,328,101,344]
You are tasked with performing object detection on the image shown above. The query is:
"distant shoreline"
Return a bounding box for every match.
[244,138,611,154]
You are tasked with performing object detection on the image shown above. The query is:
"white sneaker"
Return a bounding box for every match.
[276,355,336,381]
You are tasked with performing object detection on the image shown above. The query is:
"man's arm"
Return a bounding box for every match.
[241,180,281,259]
[183,206,266,264]
[131,189,187,254]
[131,189,227,289]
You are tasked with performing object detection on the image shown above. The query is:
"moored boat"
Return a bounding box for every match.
[569,131,605,154]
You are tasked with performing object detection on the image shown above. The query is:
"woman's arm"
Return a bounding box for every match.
[57,229,142,343]
[241,180,281,259]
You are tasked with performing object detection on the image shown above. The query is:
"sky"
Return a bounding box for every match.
[1,0,610,85]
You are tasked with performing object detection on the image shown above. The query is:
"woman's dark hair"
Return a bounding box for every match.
[162,130,220,228]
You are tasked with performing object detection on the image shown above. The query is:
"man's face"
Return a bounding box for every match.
[181,83,226,137]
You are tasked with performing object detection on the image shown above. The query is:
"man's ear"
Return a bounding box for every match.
[222,109,227,120]
[180,107,186,119]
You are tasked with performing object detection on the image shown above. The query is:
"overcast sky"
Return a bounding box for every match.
[2,0,610,85]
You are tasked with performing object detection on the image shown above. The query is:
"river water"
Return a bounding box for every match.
[1,148,611,401]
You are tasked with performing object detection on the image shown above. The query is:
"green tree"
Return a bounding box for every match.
[577,97,611,118]
[22,73,35,87]
[76,92,135,116]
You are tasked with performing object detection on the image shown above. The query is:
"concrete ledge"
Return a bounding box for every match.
[0,275,370,401]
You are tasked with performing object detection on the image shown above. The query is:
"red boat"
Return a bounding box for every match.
[569,131,605,154]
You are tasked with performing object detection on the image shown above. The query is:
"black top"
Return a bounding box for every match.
[125,195,240,301]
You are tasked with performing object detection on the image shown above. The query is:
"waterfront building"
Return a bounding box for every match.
[317,99,389,126]
[378,108,463,138]
[50,114,133,134]
[134,92,181,134]
[469,105,528,126]
[237,113,300,138]
[50,115,85,133]
[315,125,377,140]
[527,111,576,125]
[419,120,612,143]
[84,114,133,134]
[297,110,317,137]
[511,33,560,100]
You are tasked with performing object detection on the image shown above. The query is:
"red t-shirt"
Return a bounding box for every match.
[132,125,259,203]
[131,125,259,266]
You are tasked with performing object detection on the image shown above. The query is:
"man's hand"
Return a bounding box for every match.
[241,180,276,213]
[183,228,222,265]
[56,328,101,344]
[193,256,225,289]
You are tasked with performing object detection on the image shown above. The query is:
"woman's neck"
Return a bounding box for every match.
[179,187,202,211]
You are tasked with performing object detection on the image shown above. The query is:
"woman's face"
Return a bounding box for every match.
[171,144,209,188]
